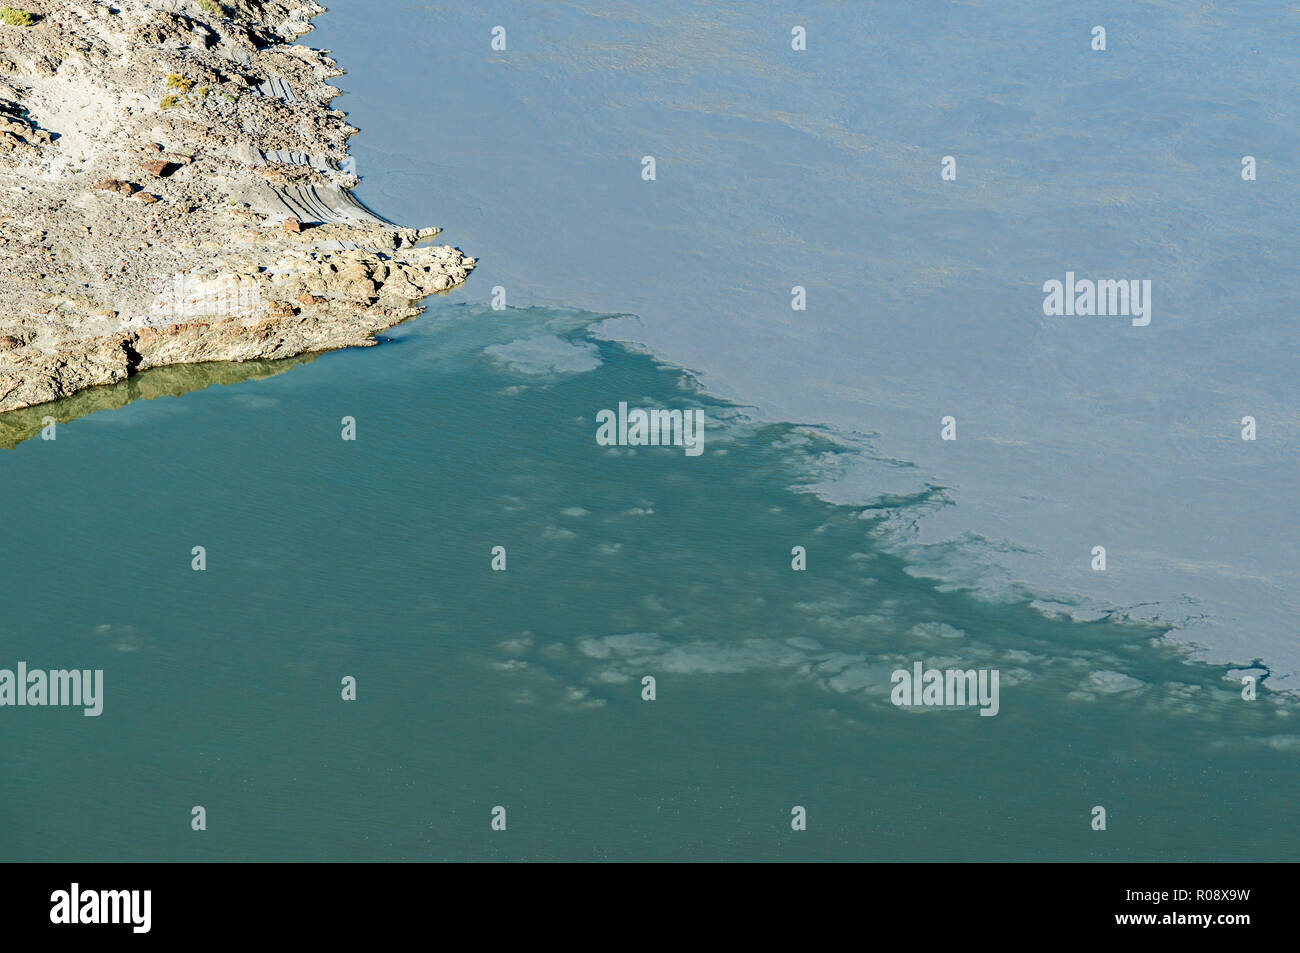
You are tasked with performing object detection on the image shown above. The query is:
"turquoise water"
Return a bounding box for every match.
[2,302,1296,861]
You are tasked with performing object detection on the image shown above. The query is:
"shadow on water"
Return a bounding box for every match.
[0,352,321,451]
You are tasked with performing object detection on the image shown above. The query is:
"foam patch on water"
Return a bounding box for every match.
[482,605,1300,740]
[483,334,603,377]
[1087,671,1146,694]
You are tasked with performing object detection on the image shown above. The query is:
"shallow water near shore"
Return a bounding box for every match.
[1,301,1297,861]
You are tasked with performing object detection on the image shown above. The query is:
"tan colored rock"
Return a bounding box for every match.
[0,0,474,416]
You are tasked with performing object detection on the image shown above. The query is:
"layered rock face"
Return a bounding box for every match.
[0,0,474,413]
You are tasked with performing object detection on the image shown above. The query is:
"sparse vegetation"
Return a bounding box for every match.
[162,75,206,111]
[198,0,224,17]
[0,6,35,26]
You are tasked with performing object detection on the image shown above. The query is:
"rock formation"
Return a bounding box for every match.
[0,0,474,413]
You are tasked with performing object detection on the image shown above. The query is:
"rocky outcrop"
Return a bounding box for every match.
[0,0,474,414]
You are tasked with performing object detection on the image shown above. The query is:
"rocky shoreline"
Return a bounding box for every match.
[0,0,474,414]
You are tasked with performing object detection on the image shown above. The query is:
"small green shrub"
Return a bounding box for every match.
[166,74,193,91]
[198,0,224,16]
[160,94,182,110]
[0,6,35,26]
